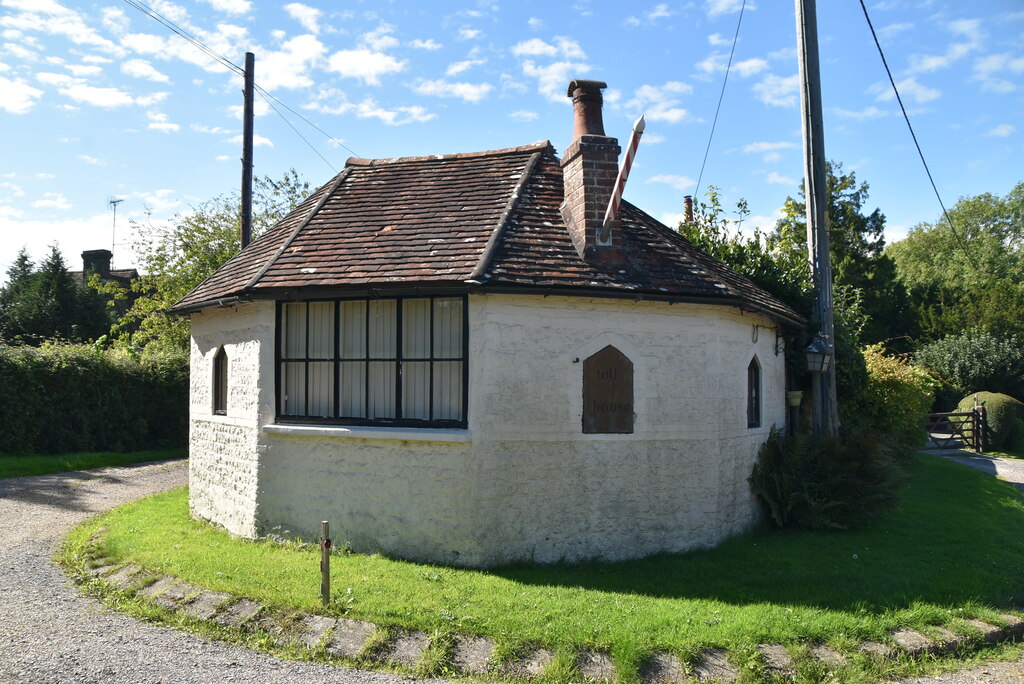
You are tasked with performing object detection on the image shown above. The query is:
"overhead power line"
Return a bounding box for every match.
[857,0,979,271]
[120,0,358,169]
[694,0,747,203]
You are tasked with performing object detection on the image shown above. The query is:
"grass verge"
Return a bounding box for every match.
[61,454,1024,682]
[0,447,186,479]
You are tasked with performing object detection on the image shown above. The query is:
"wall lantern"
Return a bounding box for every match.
[805,332,832,374]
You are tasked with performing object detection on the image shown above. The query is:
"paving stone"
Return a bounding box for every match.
[181,590,232,620]
[504,648,554,678]
[692,649,738,683]
[450,635,494,675]
[964,619,1003,643]
[757,644,795,676]
[999,613,1024,638]
[213,598,263,628]
[326,618,377,659]
[931,626,968,653]
[104,564,144,590]
[577,650,616,682]
[291,615,336,650]
[639,652,686,683]
[809,644,846,668]
[152,580,201,609]
[382,630,429,667]
[858,641,894,660]
[86,559,117,577]
[890,628,934,657]
[137,575,180,599]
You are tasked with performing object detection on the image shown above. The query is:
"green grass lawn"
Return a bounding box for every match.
[64,454,1024,681]
[0,448,186,479]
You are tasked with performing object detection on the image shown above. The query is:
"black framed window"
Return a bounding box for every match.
[213,346,228,415]
[747,356,761,428]
[276,296,467,428]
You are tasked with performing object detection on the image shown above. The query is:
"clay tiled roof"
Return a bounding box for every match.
[172,142,803,326]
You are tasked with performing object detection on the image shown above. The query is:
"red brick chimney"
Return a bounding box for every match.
[560,79,626,263]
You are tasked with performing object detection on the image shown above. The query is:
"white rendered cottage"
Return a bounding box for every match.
[172,80,803,567]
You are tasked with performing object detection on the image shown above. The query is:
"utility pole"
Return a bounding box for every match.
[240,51,255,250]
[795,0,838,435]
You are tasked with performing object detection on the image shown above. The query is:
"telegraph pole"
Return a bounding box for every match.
[240,51,255,249]
[795,0,838,434]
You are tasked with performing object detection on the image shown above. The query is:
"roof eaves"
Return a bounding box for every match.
[241,166,353,292]
[468,148,546,282]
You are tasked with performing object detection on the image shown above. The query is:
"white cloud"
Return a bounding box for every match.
[413,79,493,103]
[624,82,693,124]
[353,98,435,125]
[284,3,322,34]
[512,38,558,58]
[766,171,796,185]
[832,105,887,120]
[227,133,273,147]
[446,58,486,76]
[0,1,124,56]
[33,192,71,210]
[260,34,326,90]
[0,181,24,196]
[458,28,482,41]
[872,76,940,104]
[521,59,590,101]
[509,110,538,121]
[647,3,673,20]
[528,17,544,30]
[135,91,168,107]
[647,174,696,191]
[985,124,1015,137]
[705,0,750,17]
[77,154,105,165]
[641,132,666,144]
[742,140,795,162]
[878,22,913,40]
[906,18,982,74]
[101,6,129,35]
[697,54,767,78]
[131,188,180,214]
[707,33,730,47]
[35,172,55,179]
[753,73,799,107]
[972,53,1024,93]
[409,38,442,50]
[226,98,269,119]
[362,24,399,51]
[146,110,179,133]
[121,58,170,83]
[66,64,101,77]
[191,124,230,134]
[200,0,252,15]
[326,48,406,86]
[0,75,42,113]
[62,83,135,107]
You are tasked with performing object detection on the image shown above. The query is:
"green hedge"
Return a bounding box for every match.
[957,391,1024,453]
[0,343,188,454]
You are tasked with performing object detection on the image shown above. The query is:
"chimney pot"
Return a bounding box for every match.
[684,195,694,224]
[567,79,608,140]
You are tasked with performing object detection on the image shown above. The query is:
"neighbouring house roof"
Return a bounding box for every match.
[70,268,139,288]
[171,141,804,327]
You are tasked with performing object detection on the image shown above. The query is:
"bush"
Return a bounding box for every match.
[916,328,1024,403]
[0,342,188,454]
[847,344,936,449]
[956,391,1024,453]
[749,427,902,530]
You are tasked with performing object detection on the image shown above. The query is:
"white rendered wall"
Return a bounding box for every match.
[188,300,275,538]
[188,293,786,566]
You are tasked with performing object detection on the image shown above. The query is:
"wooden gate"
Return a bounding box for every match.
[924,408,987,452]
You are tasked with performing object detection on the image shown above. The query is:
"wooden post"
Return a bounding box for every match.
[240,51,254,250]
[795,0,838,435]
[320,520,330,606]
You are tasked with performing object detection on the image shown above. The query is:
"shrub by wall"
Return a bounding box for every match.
[848,344,937,449]
[0,343,188,454]
[957,391,1024,453]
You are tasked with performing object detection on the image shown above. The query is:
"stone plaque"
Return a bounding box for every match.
[583,345,634,434]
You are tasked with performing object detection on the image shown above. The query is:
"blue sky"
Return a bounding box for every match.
[1,0,1021,279]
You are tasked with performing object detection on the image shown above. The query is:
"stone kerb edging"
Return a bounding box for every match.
[79,555,1024,683]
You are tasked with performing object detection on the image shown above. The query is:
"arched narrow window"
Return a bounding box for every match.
[213,347,228,415]
[747,356,761,428]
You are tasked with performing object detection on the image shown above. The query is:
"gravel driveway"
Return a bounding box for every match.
[0,459,447,684]
[1,456,1022,684]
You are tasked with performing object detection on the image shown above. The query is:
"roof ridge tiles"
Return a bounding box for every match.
[345,141,553,167]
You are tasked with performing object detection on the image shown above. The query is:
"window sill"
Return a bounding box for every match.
[262,423,473,443]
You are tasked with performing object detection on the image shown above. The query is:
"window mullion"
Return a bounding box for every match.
[428,296,435,421]
[304,301,310,417]
[395,297,403,420]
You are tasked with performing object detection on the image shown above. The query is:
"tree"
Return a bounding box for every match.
[887,181,1024,341]
[105,170,310,352]
[0,245,111,344]
[773,161,915,348]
